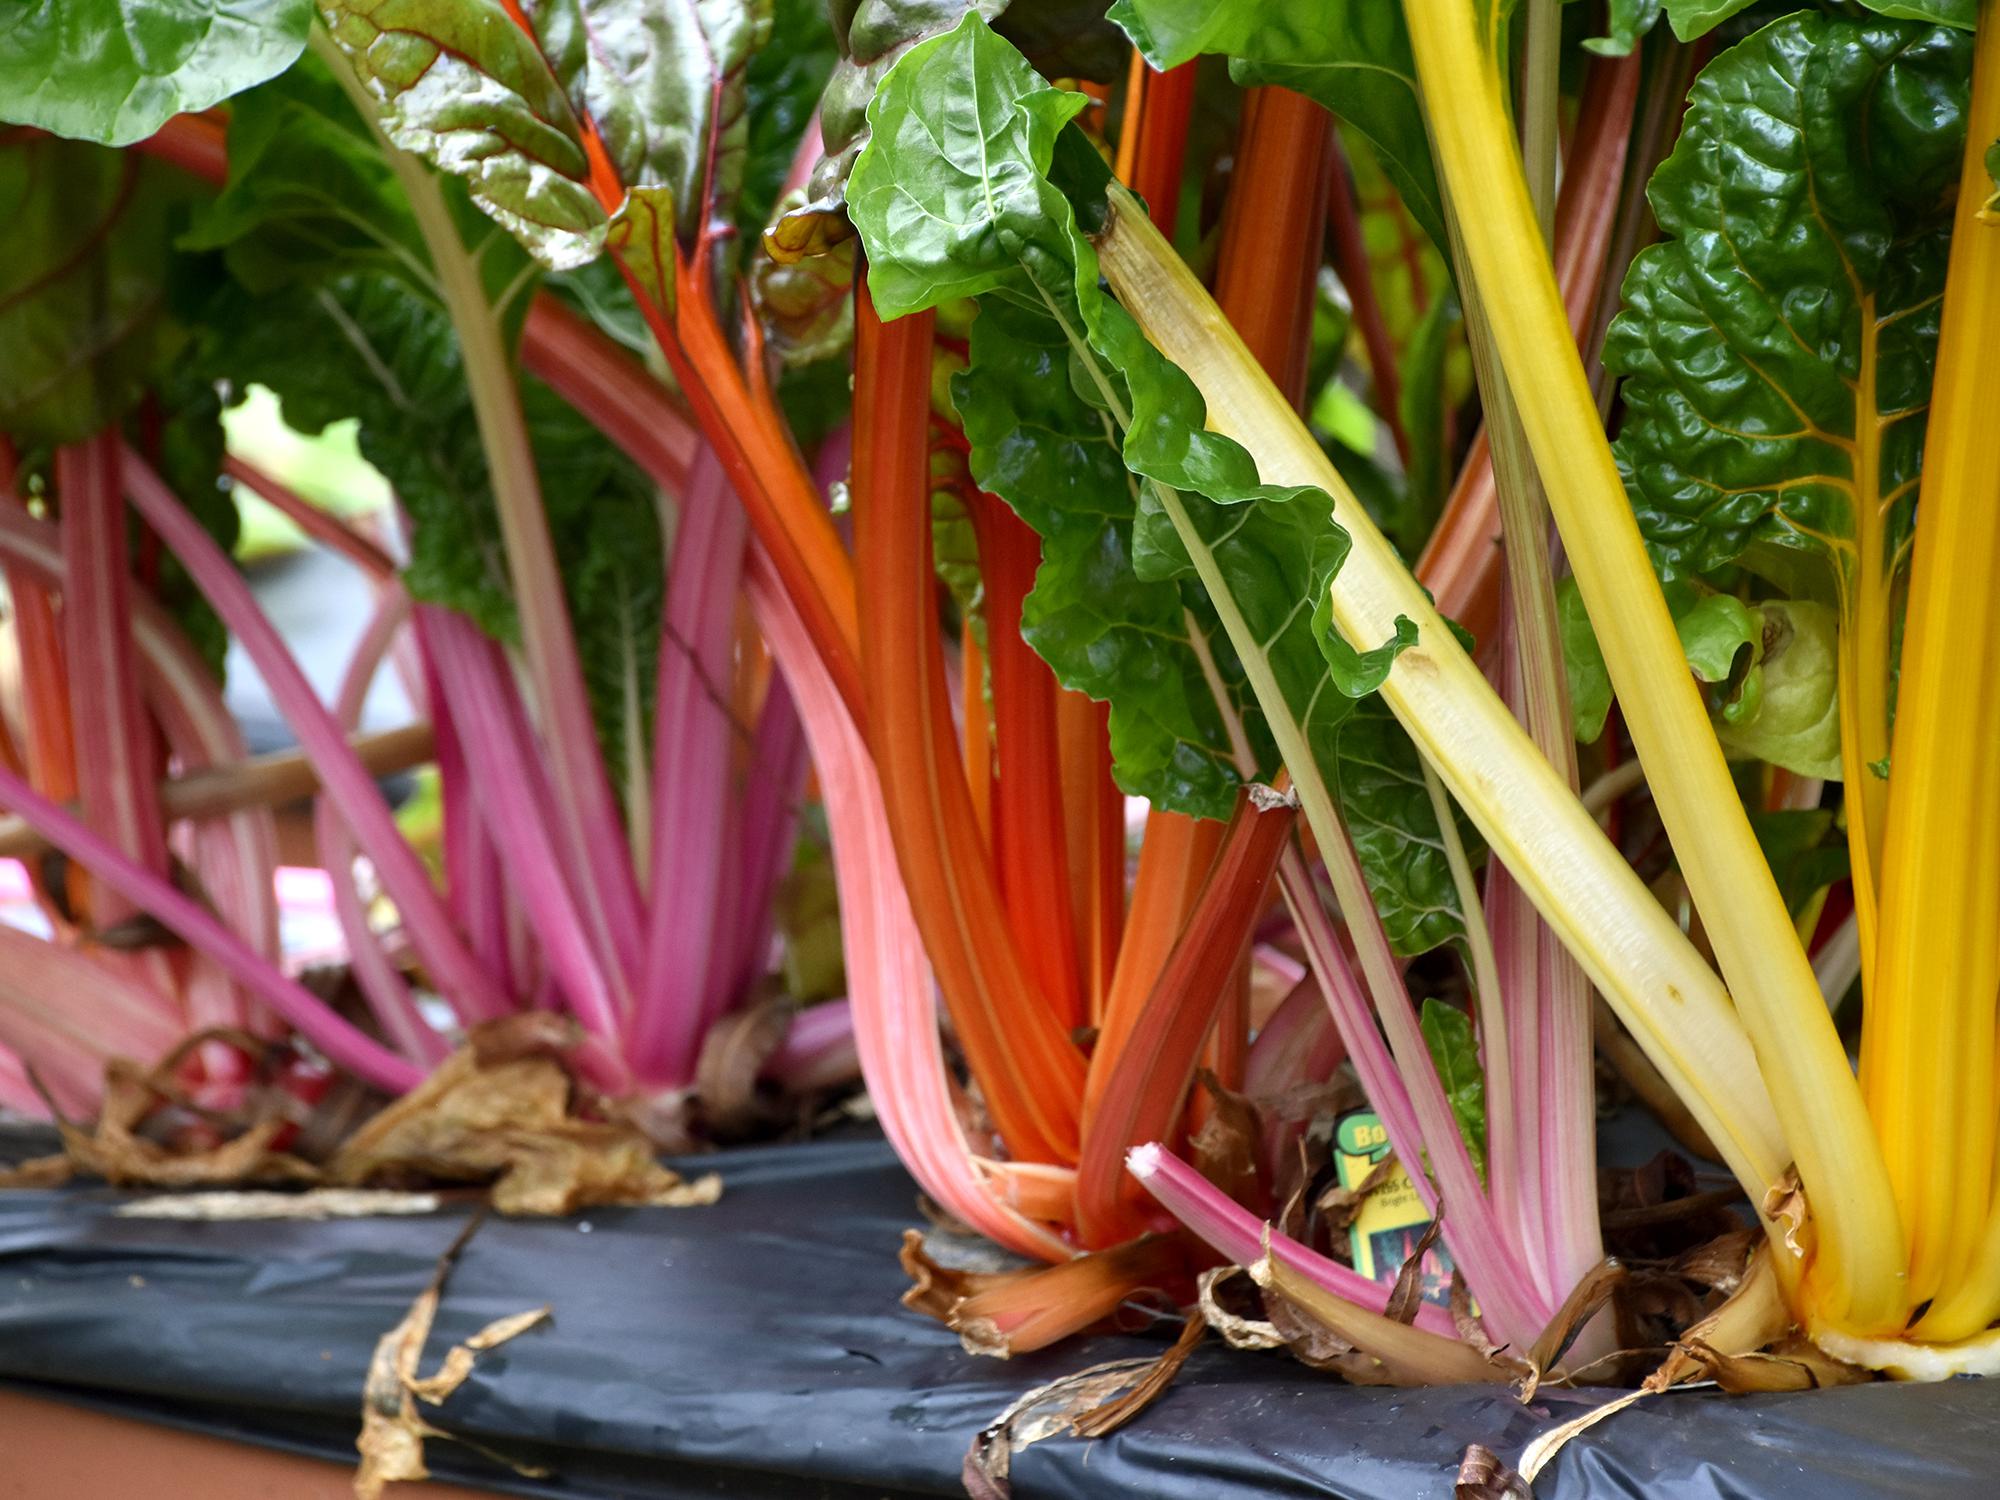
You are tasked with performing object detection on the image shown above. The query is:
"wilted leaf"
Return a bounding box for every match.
[329,1016,722,1214]
[117,1188,440,1220]
[1455,1443,1530,1500]
[901,1228,1183,1357]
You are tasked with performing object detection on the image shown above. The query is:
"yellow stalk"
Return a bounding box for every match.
[1093,198,1790,1219]
[1399,0,1905,1333]
[1878,4,2000,1338]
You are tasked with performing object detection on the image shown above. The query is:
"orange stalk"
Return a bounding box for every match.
[1075,787,1297,1247]
[1116,57,1198,237]
[976,491,1087,1031]
[853,283,1084,1165]
[960,626,994,843]
[1416,49,1640,634]
[1214,88,1334,410]
[1059,690,1123,1022]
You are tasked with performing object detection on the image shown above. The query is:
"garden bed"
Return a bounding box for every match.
[1,1130,1990,1499]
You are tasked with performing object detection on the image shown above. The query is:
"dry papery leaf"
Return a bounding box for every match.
[1196,1265,1286,1351]
[962,1316,1204,1500]
[0,1031,317,1191]
[328,1015,721,1216]
[1190,1069,1263,1208]
[355,1215,552,1500]
[1455,1442,1531,1499]
[901,1229,1186,1357]
[692,990,798,1142]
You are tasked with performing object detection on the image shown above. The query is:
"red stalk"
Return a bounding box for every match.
[1057,691,1123,1023]
[973,490,1087,1032]
[1215,89,1335,411]
[1075,787,1297,1247]
[1115,58,1198,238]
[853,284,1084,1165]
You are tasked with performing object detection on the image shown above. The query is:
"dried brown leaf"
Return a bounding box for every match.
[1678,1334,1869,1394]
[1455,1442,1531,1499]
[329,1018,721,1216]
[694,992,797,1138]
[1646,1249,1793,1392]
[1070,1313,1203,1439]
[1316,1152,1398,1234]
[1196,1266,1285,1351]
[354,1217,551,1499]
[1190,1069,1262,1208]
[1383,1214,1444,1327]
[1523,1258,1627,1393]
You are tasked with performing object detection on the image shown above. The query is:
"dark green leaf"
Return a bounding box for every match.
[0,138,201,447]
[1607,17,1968,601]
[1748,808,1849,919]
[180,54,426,295]
[1106,0,1446,251]
[1557,577,1614,745]
[0,0,311,146]
[737,0,839,248]
[1390,288,1459,557]
[1858,1,1975,27]
[1419,998,1486,1184]
[1335,697,1469,957]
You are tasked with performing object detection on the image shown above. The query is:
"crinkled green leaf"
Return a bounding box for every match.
[1106,0,1445,251]
[1584,0,1661,56]
[1716,599,1842,780]
[738,0,839,248]
[1419,997,1485,1184]
[209,272,661,786]
[1672,589,1759,714]
[767,0,1122,262]
[953,296,1251,816]
[315,0,609,268]
[0,138,205,447]
[0,0,311,147]
[750,221,855,364]
[1335,698,1468,956]
[1607,15,1969,596]
[854,15,1431,952]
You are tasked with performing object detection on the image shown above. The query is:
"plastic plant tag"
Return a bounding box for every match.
[1333,1109,1457,1308]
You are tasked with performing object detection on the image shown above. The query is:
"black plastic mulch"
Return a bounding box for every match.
[0,1130,1993,1499]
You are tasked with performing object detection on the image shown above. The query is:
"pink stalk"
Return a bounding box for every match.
[222,456,397,579]
[417,607,627,1043]
[1243,972,1345,1183]
[632,451,750,1083]
[430,666,519,999]
[0,760,420,1090]
[317,588,452,1064]
[747,546,1067,1260]
[1281,847,1551,1344]
[1128,1142,1459,1339]
[519,297,697,499]
[120,445,511,1026]
[0,1047,47,1117]
[58,433,171,931]
[760,997,861,1094]
[714,675,809,1009]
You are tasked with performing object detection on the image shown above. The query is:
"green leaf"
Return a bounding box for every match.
[521,0,772,244]
[1659,0,1756,39]
[1106,0,1446,251]
[0,0,312,146]
[1558,578,1614,745]
[1858,1,1975,27]
[1607,16,1969,597]
[767,0,1127,262]
[1748,807,1849,920]
[1716,599,1842,780]
[737,0,839,249]
[1671,588,1759,714]
[1334,697,1470,957]
[854,15,1446,947]
[952,294,1251,817]
[1390,288,1460,557]
[316,0,609,268]
[1419,997,1486,1184]
[180,54,428,296]
[1584,0,1662,56]
[0,138,202,447]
